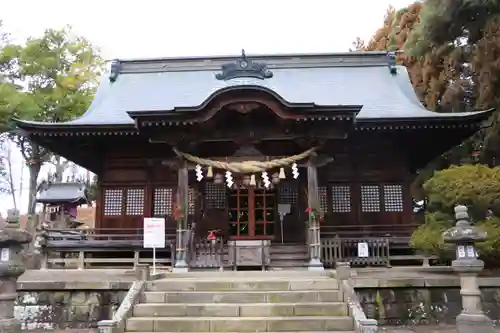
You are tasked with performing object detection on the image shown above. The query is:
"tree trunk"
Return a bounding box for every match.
[53,155,64,182]
[5,141,17,210]
[27,162,41,215]
[26,141,44,215]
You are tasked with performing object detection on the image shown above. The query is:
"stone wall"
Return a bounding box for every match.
[356,287,500,326]
[15,282,129,330]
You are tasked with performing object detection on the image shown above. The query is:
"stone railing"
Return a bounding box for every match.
[334,262,378,333]
[97,264,152,333]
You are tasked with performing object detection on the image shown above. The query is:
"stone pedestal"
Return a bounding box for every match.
[0,225,32,333]
[335,261,351,280]
[443,205,495,333]
[173,228,188,273]
[307,217,324,272]
[135,263,150,280]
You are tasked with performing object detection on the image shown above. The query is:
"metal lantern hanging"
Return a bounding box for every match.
[213,173,223,185]
[272,172,280,184]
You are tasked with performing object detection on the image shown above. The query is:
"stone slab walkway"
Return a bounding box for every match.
[19,269,138,282]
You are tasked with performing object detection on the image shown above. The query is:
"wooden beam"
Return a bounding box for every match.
[307,156,320,211]
[148,125,348,146]
[177,160,189,220]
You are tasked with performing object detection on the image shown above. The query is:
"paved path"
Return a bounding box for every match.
[19,269,139,282]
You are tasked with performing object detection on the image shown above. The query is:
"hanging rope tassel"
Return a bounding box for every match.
[250,174,256,186]
[279,167,286,179]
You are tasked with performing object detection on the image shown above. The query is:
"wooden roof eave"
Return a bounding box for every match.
[127,86,363,125]
[128,106,362,128]
[355,108,495,131]
[13,118,138,137]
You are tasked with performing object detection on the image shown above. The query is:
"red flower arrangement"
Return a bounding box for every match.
[207,230,216,241]
[172,204,184,227]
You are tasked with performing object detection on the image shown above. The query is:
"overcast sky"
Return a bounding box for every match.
[0,0,413,214]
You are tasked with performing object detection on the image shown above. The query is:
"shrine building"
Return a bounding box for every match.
[14,51,493,270]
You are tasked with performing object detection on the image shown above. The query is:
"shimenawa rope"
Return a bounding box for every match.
[172,147,317,173]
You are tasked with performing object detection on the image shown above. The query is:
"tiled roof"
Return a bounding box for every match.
[36,182,89,204]
[14,51,493,128]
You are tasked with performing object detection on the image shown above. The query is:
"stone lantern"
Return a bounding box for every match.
[442,205,494,333]
[0,216,32,333]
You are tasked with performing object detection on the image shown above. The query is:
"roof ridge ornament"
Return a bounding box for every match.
[215,49,273,81]
[109,59,122,82]
[387,52,397,75]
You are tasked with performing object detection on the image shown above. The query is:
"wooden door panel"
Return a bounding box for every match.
[227,187,275,239]
[277,183,303,243]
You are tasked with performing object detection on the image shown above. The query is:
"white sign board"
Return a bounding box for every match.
[0,248,9,262]
[143,218,165,249]
[357,242,369,258]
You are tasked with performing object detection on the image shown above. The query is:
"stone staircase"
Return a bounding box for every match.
[125,271,354,332]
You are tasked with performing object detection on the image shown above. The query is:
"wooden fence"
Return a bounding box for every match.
[38,227,431,269]
[320,223,418,238]
[189,238,225,269]
[321,237,391,267]
[38,227,176,269]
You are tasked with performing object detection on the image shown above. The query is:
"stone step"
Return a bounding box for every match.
[133,302,348,317]
[142,290,343,303]
[270,260,309,267]
[270,248,308,255]
[270,253,309,260]
[147,278,338,292]
[162,270,329,278]
[269,267,310,271]
[126,316,354,332]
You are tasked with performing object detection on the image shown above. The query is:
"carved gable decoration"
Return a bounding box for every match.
[215,49,273,81]
[232,145,263,158]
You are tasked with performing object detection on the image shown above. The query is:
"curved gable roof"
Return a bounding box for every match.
[15,51,493,128]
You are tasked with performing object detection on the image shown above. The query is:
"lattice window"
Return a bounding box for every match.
[361,185,381,212]
[125,188,144,216]
[319,186,328,213]
[331,185,351,213]
[188,187,196,215]
[383,184,404,212]
[104,189,123,216]
[204,183,226,209]
[153,188,173,216]
[278,186,298,204]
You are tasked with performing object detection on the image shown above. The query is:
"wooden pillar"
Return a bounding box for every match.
[307,156,324,271]
[173,160,189,272]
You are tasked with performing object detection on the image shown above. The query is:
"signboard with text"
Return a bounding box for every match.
[143,218,166,249]
[357,242,369,258]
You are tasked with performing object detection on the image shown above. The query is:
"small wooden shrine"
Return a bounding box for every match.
[37,182,89,229]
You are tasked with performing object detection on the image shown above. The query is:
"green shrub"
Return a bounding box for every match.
[410,211,454,258]
[411,214,500,265]
[476,217,500,259]
[424,164,500,220]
